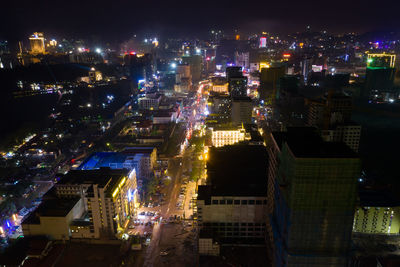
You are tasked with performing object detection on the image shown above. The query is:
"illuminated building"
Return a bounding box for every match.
[234,51,249,69]
[353,190,400,235]
[207,95,231,124]
[259,62,270,70]
[88,68,103,83]
[231,96,253,125]
[182,55,202,83]
[211,77,228,94]
[367,53,396,69]
[364,53,396,100]
[197,144,268,253]
[138,94,162,110]
[29,32,45,54]
[259,37,267,48]
[54,168,138,239]
[22,197,84,240]
[210,126,248,147]
[267,128,360,266]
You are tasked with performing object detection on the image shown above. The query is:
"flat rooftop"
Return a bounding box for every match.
[272,127,358,158]
[199,144,268,200]
[359,189,400,207]
[23,197,80,224]
[58,168,129,189]
[78,152,142,170]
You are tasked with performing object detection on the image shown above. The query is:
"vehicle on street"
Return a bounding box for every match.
[160,251,168,256]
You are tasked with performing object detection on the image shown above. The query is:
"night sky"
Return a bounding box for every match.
[2,0,400,40]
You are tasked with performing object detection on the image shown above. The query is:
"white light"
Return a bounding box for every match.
[87,103,92,108]
[389,98,394,103]
[196,48,201,54]
[95,48,102,54]
[171,63,177,68]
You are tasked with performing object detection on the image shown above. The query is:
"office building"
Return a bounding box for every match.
[197,144,268,251]
[229,76,248,97]
[55,168,137,239]
[122,147,157,179]
[226,66,243,80]
[231,97,253,125]
[29,32,45,54]
[182,55,202,83]
[364,53,396,100]
[138,94,162,110]
[260,66,285,104]
[321,123,361,152]
[266,127,361,266]
[353,190,400,235]
[206,94,232,124]
[234,51,249,70]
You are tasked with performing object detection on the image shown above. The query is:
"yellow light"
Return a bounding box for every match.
[119,177,126,188]
[260,62,270,70]
[0,227,3,234]
[124,220,129,228]
[112,188,119,198]
[12,214,17,221]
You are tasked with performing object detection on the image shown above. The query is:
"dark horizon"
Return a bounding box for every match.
[3,0,400,41]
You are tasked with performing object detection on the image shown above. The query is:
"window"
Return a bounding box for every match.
[256,200,262,205]
[234,200,240,205]
[219,200,226,205]
[212,200,218,204]
[227,199,233,204]
[249,200,255,205]
[241,200,248,205]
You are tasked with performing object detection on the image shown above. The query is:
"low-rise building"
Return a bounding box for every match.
[22,197,84,240]
[210,125,248,147]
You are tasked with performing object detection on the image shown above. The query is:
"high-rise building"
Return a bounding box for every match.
[229,76,248,97]
[197,144,268,254]
[234,51,249,70]
[29,32,45,54]
[306,92,361,152]
[226,66,243,80]
[266,127,361,266]
[364,53,396,100]
[259,66,285,105]
[182,55,202,83]
[231,96,253,125]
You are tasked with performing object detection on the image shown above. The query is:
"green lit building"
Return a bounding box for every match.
[364,53,396,100]
[267,127,361,266]
[353,190,400,234]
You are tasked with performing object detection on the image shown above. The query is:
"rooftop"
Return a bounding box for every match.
[58,168,129,189]
[198,144,268,201]
[78,152,143,170]
[359,189,400,207]
[272,127,358,158]
[23,197,80,224]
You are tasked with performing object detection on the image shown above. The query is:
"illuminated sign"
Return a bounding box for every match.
[259,37,267,48]
[312,65,323,72]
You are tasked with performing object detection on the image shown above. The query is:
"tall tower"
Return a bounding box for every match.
[29,32,45,54]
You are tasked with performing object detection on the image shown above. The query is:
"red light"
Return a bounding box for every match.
[206,57,210,61]
[130,51,136,55]
[283,53,291,58]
